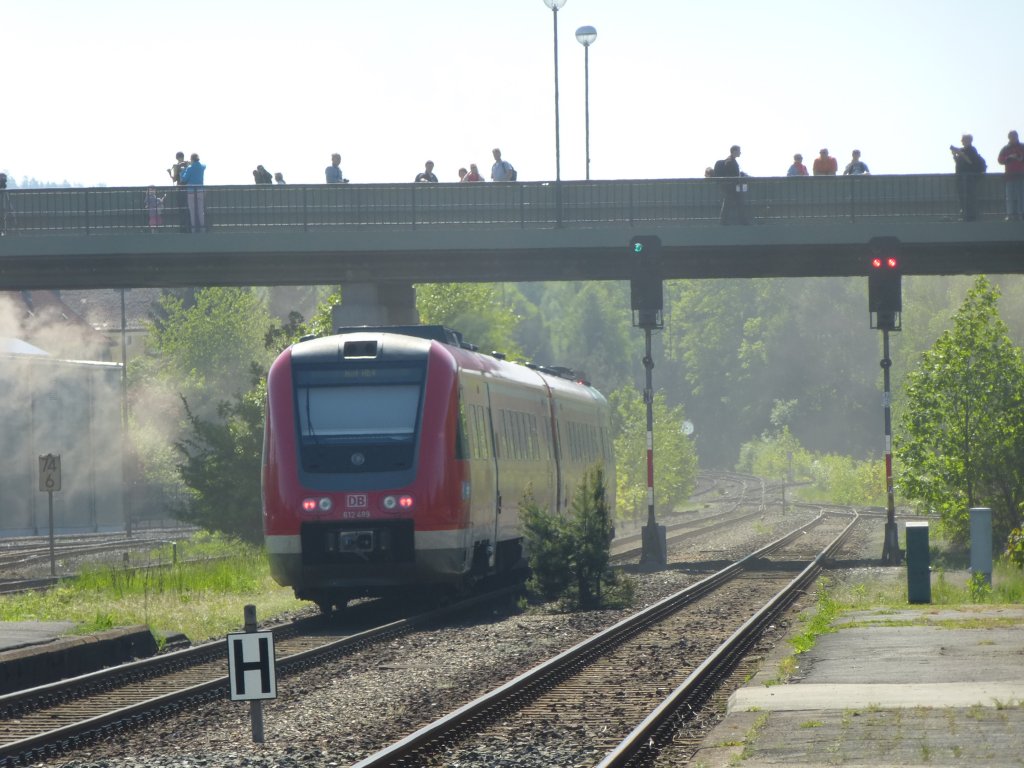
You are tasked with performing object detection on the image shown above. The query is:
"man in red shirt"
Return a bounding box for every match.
[997,130,1024,220]
[812,148,837,176]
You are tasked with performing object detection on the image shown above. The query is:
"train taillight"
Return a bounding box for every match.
[383,494,414,510]
[302,497,333,512]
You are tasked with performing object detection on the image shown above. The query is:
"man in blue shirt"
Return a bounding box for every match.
[325,153,346,184]
[180,154,206,232]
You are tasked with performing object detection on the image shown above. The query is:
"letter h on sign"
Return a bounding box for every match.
[227,631,277,700]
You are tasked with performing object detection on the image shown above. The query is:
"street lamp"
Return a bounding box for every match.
[542,0,567,183]
[575,25,597,180]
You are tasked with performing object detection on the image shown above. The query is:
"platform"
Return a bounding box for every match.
[694,605,1024,767]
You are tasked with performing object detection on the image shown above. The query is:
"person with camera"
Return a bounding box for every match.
[166,151,190,231]
[843,149,870,175]
[951,134,986,221]
[414,160,438,183]
[253,165,273,184]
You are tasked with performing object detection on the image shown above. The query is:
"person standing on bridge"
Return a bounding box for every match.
[415,161,438,183]
[325,153,347,184]
[812,148,837,176]
[167,151,190,232]
[998,130,1024,221]
[180,153,206,233]
[490,149,516,182]
[951,134,986,222]
[464,163,483,182]
[843,149,870,175]
[714,145,749,225]
[274,172,286,184]
[0,173,13,236]
[787,154,808,176]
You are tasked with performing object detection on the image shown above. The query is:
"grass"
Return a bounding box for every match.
[0,533,303,646]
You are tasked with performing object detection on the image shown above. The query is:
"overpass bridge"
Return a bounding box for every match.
[0,175,1021,295]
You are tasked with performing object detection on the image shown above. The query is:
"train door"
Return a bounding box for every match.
[460,372,500,574]
[483,381,501,569]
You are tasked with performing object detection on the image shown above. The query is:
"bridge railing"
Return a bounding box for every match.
[0,174,1005,235]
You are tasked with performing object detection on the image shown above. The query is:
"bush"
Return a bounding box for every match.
[521,467,618,609]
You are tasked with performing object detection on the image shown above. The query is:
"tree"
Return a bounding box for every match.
[143,288,278,399]
[521,467,616,609]
[130,287,284,532]
[897,277,1024,547]
[415,283,521,358]
[610,387,698,525]
[175,385,266,544]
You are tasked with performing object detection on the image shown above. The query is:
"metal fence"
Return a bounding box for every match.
[0,174,1007,235]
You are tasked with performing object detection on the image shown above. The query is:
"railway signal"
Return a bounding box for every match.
[630,235,663,330]
[867,237,902,565]
[868,245,901,332]
[629,235,667,568]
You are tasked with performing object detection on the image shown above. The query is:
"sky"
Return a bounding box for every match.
[3,0,1021,188]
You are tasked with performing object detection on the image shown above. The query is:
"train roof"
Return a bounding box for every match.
[318,325,595,388]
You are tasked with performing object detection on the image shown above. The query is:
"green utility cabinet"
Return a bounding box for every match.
[906,521,930,604]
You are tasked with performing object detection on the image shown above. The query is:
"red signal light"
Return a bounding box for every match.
[885,256,898,269]
[870,256,899,270]
[871,257,883,269]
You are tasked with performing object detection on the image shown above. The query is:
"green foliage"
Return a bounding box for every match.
[521,468,619,609]
[175,385,266,544]
[896,276,1024,549]
[664,277,880,466]
[1005,525,1024,568]
[610,387,697,522]
[131,287,283,519]
[789,578,840,654]
[738,430,885,507]
[0,541,298,643]
[546,282,635,392]
[140,287,278,401]
[520,492,575,601]
[567,467,615,608]
[967,571,992,603]
[415,283,521,358]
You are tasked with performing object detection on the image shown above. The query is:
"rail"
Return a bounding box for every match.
[0,174,1008,236]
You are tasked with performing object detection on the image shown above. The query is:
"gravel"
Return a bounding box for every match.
[29,505,862,768]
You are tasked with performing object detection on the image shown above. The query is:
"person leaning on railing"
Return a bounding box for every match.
[951,134,987,222]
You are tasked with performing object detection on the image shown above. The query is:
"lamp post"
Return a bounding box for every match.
[542,0,567,183]
[575,25,596,180]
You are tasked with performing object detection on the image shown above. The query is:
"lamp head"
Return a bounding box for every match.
[542,0,568,10]
[575,25,597,46]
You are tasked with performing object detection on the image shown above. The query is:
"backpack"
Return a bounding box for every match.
[712,159,729,178]
[504,161,517,181]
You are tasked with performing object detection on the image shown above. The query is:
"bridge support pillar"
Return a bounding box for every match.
[331,282,418,330]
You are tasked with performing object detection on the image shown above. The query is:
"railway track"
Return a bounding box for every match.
[351,512,857,768]
[0,588,517,767]
[611,473,768,561]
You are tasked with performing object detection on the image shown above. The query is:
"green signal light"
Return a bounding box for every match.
[633,243,644,254]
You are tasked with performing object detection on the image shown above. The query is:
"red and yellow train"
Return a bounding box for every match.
[262,325,614,612]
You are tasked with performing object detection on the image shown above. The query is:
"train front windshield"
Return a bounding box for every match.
[293,364,425,474]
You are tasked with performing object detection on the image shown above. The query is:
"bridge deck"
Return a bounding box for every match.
[0,176,1021,289]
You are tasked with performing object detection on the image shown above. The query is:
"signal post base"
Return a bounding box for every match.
[639,524,667,570]
[882,521,902,565]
